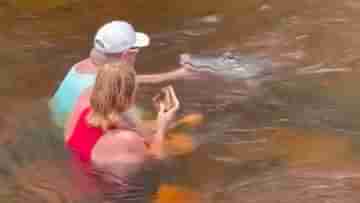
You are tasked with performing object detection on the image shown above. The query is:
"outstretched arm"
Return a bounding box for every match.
[136,64,196,84]
[136,68,184,84]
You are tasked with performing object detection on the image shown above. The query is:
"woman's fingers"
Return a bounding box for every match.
[168,86,180,111]
[159,102,166,113]
[157,86,180,125]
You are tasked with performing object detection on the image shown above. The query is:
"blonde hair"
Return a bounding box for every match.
[87,61,137,130]
[90,48,122,66]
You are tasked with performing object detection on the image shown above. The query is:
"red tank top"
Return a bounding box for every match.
[66,107,103,162]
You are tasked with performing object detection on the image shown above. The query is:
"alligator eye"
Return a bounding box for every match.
[225,54,235,60]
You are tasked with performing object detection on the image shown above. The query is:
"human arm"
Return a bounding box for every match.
[141,112,204,134]
[136,64,196,84]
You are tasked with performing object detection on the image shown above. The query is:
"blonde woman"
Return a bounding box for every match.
[64,61,179,165]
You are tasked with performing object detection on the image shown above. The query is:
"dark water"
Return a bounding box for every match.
[2,0,360,202]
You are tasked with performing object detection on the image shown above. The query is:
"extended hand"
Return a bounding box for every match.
[177,53,211,79]
[174,64,205,80]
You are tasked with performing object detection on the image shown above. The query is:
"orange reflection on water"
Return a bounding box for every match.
[154,184,202,203]
[142,112,203,157]
[165,132,196,156]
[223,127,355,167]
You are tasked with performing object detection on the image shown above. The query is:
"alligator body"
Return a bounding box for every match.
[180,51,273,80]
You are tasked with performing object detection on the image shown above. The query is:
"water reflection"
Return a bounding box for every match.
[2,0,360,202]
[185,127,360,202]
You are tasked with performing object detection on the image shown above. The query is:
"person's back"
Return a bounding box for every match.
[65,61,181,203]
[66,107,103,162]
[66,103,155,203]
[65,101,149,164]
[49,59,96,127]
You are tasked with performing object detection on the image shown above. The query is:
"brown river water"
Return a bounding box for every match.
[2,0,360,202]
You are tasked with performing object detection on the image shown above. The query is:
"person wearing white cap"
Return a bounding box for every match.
[49,20,195,128]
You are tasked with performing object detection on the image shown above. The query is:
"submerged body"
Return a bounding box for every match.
[180,51,348,81]
[180,51,273,80]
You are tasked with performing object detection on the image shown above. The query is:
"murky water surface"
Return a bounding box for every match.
[2,0,360,202]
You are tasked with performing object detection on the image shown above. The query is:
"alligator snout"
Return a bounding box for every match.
[179,53,192,65]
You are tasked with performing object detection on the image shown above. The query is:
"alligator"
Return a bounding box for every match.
[179,51,351,81]
[179,51,275,81]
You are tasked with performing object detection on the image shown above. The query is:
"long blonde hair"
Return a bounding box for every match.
[87,61,137,130]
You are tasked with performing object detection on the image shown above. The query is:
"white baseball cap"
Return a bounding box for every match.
[94,21,150,54]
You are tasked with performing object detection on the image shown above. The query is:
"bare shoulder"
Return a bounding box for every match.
[74,58,97,73]
[91,129,147,167]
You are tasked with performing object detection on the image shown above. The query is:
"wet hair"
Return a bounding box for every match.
[87,61,137,130]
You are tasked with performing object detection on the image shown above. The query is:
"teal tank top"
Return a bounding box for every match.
[49,66,96,127]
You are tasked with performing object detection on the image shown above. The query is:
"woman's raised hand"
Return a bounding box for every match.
[156,86,180,133]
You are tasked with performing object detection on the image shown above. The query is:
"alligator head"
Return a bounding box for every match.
[179,51,272,80]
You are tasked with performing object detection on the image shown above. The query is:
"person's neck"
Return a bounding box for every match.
[75,58,98,74]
